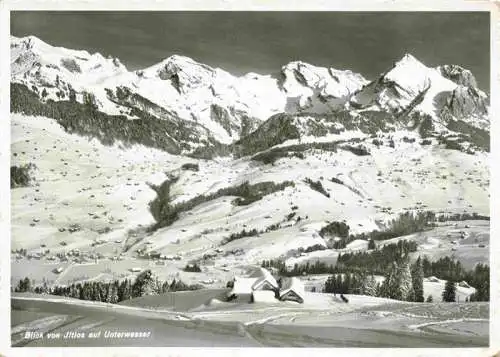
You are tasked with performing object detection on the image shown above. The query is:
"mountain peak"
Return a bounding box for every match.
[281,61,367,90]
[351,52,462,115]
[399,53,421,64]
[143,54,218,93]
[161,54,200,66]
[381,53,432,87]
[437,64,479,89]
[391,53,428,73]
[11,35,51,51]
[10,34,118,69]
[282,60,316,69]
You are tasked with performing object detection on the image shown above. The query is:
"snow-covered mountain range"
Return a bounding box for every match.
[11,35,489,152]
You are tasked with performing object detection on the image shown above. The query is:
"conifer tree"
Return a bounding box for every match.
[92,282,101,301]
[399,258,414,301]
[361,275,378,296]
[411,256,425,302]
[106,284,113,303]
[162,281,170,293]
[70,284,79,299]
[69,87,76,102]
[119,279,132,301]
[42,279,49,294]
[100,283,108,302]
[132,270,155,297]
[107,283,119,304]
[380,262,401,299]
[442,280,457,302]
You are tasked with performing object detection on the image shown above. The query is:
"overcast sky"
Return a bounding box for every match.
[11,11,490,91]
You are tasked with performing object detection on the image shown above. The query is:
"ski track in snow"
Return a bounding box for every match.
[408,318,488,330]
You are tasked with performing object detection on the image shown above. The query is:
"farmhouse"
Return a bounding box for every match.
[52,267,64,274]
[279,277,305,304]
[227,267,280,302]
[226,276,257,302]
[250,267,279,291]
[252,290,278,303]
[226,267,307,304]
[458,280,471,288]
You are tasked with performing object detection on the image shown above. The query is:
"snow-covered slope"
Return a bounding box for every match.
[11,35,369,144]
[11,35,129,114]
[350,54,489,130]
[11,113,488,287]
[10,36,490,293]
[11,35,489,156]
[280,61,368,112]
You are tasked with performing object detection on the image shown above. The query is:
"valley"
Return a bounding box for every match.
[9,34,491,348]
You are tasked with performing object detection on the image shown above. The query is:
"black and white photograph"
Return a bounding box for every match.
[7,8,493,349]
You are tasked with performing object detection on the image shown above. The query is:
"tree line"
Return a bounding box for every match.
[323,255,488,303]
[13,269,202,303]
[149,179,294,230]
[319,211,437,249]
[10,82,212,155]
[436,212,490,222]
[261,239,489,302]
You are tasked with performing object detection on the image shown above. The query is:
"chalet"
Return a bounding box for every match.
[250,267,279,292]
[279,277,305,304]
[148,251,161,259]
[226,276,257,302]
[227,267,279,302]
[52,267,64,274]
[252,290,278,303]
[458,280,471,288]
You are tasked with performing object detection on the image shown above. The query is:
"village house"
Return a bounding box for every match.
[227,267,279,301]
[227,267,305,304]
[279,277,305,304]
[250,267,279,291]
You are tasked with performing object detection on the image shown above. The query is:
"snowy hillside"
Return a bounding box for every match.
[10,35,490,306]
[11,111,489,290]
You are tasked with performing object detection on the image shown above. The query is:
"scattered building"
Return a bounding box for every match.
[227,267,305,304]
[458,280,471,288]
[252,290,278,303]
[227,276,258,301]
[52,267,64,274]
[279,277,305,304]
[250,267,279,291]
[227,267,278,301]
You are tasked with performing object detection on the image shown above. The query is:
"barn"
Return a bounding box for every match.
[226,267,279,302]
[251,290,278,303]
[226,276,258,302]
[251,267,279,292]
[279,277,305,304]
